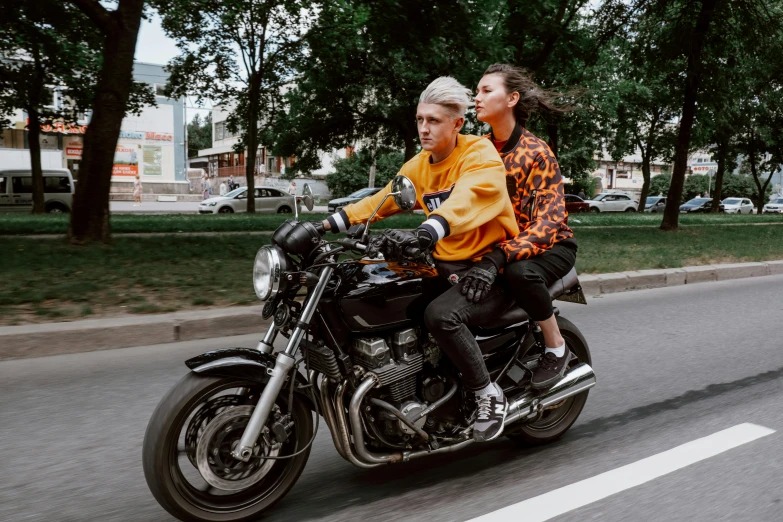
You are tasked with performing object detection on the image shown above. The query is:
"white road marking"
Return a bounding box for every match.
[468,423,775,522]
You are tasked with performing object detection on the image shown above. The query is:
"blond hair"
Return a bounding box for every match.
[419,76,472,119]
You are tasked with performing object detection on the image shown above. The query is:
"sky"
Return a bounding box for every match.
[135,15,211,121]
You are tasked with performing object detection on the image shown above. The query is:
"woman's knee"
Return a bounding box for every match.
[505,262,546,289]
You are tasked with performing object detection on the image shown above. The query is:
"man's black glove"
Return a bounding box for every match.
[461,249,506,303]
[368,228,434,261]
[307,220,326,236]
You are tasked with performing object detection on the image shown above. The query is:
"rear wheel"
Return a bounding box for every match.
[506,316,592,445]
[625,207,636,212]
[143,373,313,522]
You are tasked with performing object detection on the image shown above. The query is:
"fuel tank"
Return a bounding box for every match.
[332,259,439,331]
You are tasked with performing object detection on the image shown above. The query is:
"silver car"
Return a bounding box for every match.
[762,197,783,214]
[198,186,300,214]
[0,168,75,213]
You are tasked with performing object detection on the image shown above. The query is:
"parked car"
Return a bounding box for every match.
[198,186,300,214]
[679,197,717,213]
[644,196,667,213]
[328,187,383,213]
[721,197,755,214]
[0,168,74,213]
[762,197,783,214]
[583,192,639,212]
[564,194,590,213]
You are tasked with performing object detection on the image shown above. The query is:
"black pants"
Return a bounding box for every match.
[504,239,577,322]
[423,240,577,391]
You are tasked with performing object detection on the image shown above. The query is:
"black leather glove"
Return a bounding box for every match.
[460,249,506,303]
[382,229,421,260]
[307,221,326,236]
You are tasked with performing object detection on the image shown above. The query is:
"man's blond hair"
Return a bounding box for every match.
[419,76,472,119]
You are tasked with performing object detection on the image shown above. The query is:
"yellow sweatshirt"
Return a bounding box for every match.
[326,134,519,262]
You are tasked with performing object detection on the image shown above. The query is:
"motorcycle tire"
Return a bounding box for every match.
[505,316,592,445]
[142,372,313,522]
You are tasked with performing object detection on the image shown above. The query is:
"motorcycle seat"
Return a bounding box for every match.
[480,268,580,330]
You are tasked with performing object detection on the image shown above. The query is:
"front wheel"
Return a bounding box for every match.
[142,372,313,522]
[590,207,600,213]
[506,316,592,445]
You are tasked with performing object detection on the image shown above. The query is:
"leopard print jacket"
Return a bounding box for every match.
[491,124,574,263]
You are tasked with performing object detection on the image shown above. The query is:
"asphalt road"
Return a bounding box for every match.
[2,275,783,521]
[109,201,330,214]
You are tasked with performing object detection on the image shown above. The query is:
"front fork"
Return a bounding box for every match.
[231,266,334,462]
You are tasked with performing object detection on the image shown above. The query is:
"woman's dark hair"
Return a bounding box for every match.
[482,63,572,125]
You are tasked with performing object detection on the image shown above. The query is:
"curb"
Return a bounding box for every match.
[0,306,270,361]
[578,259,783,297]
[2,259,782,361]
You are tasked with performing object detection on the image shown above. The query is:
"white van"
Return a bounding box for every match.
[0,168,75,213]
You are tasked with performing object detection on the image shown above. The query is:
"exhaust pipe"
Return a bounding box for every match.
[505,362,596,426]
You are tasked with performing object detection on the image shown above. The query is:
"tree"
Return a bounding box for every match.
[157,0,315,213]
[604,20,677,212]
[268,0,506,169]
[649,172,671,197]
[0,0,100,213]
[325,149,404,198]
[66,0,153,244]
[187,113,212,158]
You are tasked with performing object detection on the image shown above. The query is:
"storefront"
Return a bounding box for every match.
[0,62,187,195]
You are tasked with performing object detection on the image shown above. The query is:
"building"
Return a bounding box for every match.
[0,62,187,198]
[195,104,339,199]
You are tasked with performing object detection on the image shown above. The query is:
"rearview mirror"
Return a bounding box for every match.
[301,183,314,212]
[391,176,417,211]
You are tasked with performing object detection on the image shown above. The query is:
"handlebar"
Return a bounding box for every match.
[337,238,367,252]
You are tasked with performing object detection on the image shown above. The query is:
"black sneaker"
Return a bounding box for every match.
[472,386,508,442]
[531,351,572,390]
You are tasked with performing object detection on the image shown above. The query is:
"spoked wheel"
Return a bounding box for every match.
[506,316,592,445]
[143,373,313,522]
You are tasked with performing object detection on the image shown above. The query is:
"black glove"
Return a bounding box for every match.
[382,229,421,260]
[460,249,505,303]
[307,221,326,236]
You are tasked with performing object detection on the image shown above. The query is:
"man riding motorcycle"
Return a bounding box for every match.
[320,76,520,442]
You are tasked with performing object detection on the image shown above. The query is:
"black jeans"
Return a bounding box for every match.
[424,263,511,392]
[423,239,577,392]
[504,239,577,322]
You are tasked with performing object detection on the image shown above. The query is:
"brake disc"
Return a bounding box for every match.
[195,405,281,491]
[184,395,244,468]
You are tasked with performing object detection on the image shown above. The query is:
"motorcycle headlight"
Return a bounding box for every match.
[253,246,285,301]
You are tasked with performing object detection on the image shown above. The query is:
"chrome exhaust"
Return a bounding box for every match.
[505,362,596,427]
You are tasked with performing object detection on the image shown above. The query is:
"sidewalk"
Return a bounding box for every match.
[2,259,782,361]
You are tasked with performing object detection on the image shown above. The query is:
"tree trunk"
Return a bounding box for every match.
[660,0,721,231]
[710,140,727,212]
[245,75,262,214]
[547,122,559,158]
[68,0,144,244]
[638,153,651,213]
[748,149,772,217]
[26,105,46,214]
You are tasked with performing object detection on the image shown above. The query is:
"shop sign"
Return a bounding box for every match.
[691,166,711,173]
[66,147,83,157]
[120,131,145,140]
[33,119,88,135]
[145,132,173,142]
[113,145,139,176]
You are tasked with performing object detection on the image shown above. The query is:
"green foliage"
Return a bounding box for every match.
[326,149,405,198]
[155,0,315,202]
[187,113,212,158]
[268,0,508,167]
[649,174,671,197]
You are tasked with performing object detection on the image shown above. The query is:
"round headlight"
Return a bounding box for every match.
[253,246,282,301]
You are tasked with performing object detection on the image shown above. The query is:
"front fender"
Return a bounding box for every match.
[185,348,315,411]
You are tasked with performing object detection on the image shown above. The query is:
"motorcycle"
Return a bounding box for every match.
[142,176,595,521]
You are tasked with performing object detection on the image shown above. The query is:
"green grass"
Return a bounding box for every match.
[2,211,783,236]
[0,212,428,235]
[1,224,782,325]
